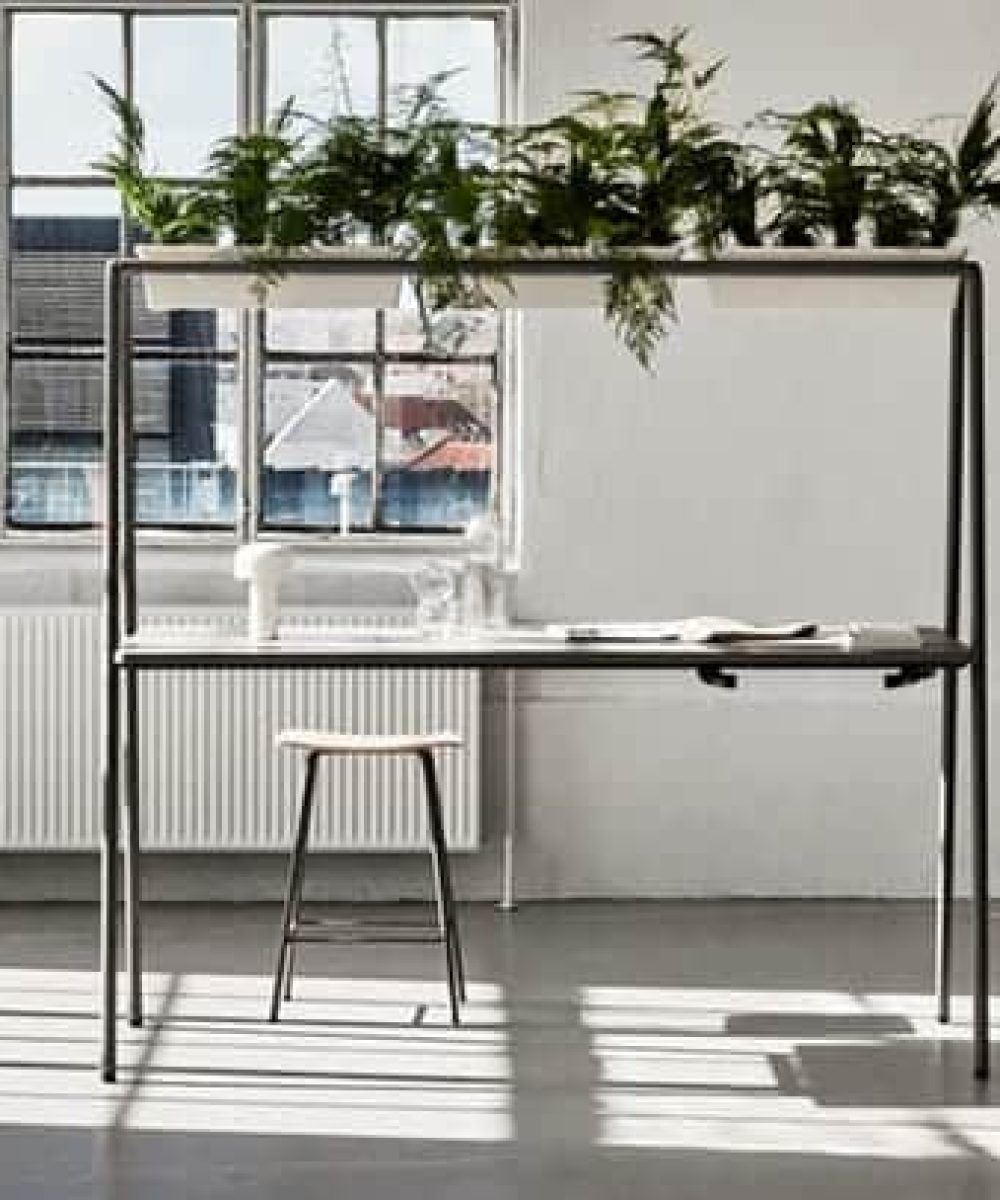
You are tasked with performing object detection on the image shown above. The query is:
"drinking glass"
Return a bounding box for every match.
[409,561,458,636]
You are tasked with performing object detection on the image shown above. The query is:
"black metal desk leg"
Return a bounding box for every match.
[123,668,142,1027]
[936,668,958,1021]
[967,262,990,1080]
[99,732,119,1082]
[937,283,966,1024]
[498,669,517,912]
[972,656,990,1078]
[100,259,123,1084]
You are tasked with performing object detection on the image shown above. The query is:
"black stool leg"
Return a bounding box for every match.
[418,750,464,1023]
[270,752,319,1022]
[284,870,307,1002]
[284,804,314,1002]
[440,862,466,1004]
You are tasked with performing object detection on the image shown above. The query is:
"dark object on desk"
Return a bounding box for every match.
[565,617,819,644]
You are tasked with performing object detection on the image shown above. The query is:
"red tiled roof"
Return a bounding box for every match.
[357,392,489,437]
[406,437,492,471]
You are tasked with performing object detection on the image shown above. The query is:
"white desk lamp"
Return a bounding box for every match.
[234,543,294,641]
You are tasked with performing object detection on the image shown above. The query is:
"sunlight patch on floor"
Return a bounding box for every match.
[0,967,514,1141]
[0,968,997,1157]
[578,984,997,1157]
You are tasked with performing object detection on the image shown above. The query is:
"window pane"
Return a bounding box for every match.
[8,360,102,525]
[386,285,500,354]
[12,14,120,176]
[132,361,238,526]
[381,363,494,529]
[12,187,120,218]
[266,309,376,353]
[6,356,238,528]
[11,190,237,351]
[12,189,120,344]
[134,17,238,177]
[130,298,239,354]
[266,17,377,120]
[388,18,497,123]
[261,363,375,528]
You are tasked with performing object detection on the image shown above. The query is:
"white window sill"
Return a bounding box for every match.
[0,529,476,561]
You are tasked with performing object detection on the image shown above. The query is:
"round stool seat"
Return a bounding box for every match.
[277,730,462,755]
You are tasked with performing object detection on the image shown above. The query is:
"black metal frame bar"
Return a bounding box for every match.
[101,251,988,1083]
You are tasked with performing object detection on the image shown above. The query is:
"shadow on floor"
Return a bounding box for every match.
[0,900,997,1198]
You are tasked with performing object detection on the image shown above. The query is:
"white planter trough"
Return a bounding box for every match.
[467,248,682,309]
[137,245,685,312]
[707,247,964,310]
[406,269,609,310]
[136,245,404,311]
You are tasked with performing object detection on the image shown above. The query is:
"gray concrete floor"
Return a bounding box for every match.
[0,900,998,1198]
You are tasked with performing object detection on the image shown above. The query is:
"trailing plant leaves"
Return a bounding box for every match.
[605,258,676,371]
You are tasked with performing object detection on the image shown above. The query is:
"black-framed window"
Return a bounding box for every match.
[2,3,512,536]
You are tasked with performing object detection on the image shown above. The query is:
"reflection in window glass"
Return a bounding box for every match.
[381,363,494,529]
[262,363,376,528]
[12,14,120,175]
[266,18,378,120]
[134,17,238,176]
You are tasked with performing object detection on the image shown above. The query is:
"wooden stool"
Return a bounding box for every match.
[270,731,466,1025]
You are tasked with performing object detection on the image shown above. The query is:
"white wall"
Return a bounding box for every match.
[1,0,998,900]
[502,0,1000,896]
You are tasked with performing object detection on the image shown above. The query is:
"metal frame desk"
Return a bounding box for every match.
[101,253,989,1082]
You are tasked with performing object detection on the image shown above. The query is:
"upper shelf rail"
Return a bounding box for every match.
[110,250,972,279]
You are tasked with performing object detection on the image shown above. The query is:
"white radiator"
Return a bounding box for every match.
[0,609,480,852]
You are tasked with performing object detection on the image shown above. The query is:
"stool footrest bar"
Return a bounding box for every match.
[290,917,444,944]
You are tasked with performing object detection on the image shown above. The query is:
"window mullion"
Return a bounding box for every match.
[240,0,260,542]
[0,8,11,537]
[369,12,388,531]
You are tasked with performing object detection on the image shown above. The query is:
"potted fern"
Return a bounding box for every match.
[463,29,736,365]
[708,85,1000,308]
[92,29,731,368]
[92,79,404,310]
[96,29,997,353]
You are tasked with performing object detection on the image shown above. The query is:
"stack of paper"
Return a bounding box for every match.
[565,618,819,643]
[563,618,924,650]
